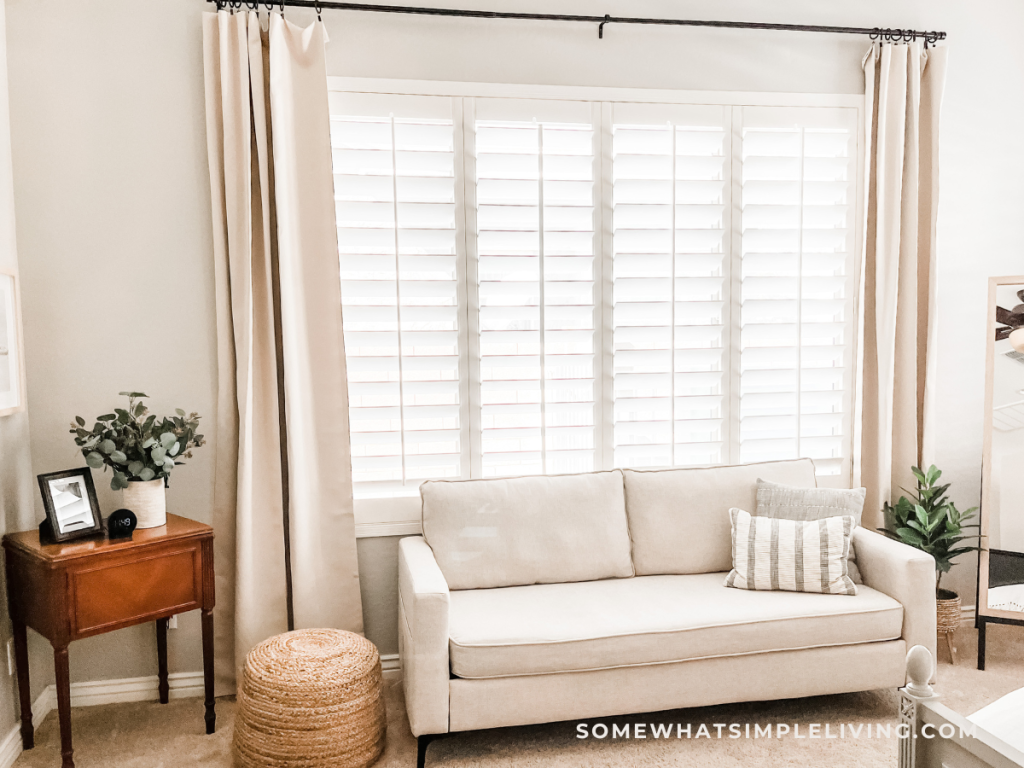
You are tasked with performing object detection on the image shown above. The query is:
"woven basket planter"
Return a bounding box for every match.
[234,629,386,768]
[936,589,961,634]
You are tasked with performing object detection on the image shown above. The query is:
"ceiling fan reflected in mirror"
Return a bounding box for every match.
[996,290,1024,353]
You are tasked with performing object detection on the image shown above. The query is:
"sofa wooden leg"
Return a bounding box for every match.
[417,734,438,768]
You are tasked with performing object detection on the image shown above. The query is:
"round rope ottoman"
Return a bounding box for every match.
[234,629,386,768]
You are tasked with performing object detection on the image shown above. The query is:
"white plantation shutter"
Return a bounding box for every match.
[737,107,857,478]
[469,99,597,478]
[328,86,861,497]
[330,93,465,494]
[611,104,729,469]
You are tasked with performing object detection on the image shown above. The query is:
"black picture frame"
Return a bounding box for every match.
[37,468,104,543]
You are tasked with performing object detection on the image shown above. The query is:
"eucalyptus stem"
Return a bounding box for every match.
[70,392,206,492]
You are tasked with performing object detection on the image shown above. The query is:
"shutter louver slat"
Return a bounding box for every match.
[738,110,855,476]
[475,118,597,478]
[612,118,728,469]
[333,109,463,492]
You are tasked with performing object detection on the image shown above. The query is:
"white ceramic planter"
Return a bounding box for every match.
[122,479,167,529]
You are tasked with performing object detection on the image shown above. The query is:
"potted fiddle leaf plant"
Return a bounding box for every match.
[70,392,205,529]
[879,464,981,636]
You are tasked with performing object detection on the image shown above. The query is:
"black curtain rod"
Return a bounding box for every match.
[211,0,947,44]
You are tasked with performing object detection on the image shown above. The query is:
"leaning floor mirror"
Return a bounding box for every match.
[977,275,1024,669]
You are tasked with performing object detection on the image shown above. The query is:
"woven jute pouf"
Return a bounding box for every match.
[233,629,386,768]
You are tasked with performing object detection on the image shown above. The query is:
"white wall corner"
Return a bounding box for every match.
[0,684,56,768]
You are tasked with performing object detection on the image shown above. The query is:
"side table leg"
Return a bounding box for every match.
[201,609,215,734]
[156,618,169,704]
[13,619,33,750]
[54,645,74,768]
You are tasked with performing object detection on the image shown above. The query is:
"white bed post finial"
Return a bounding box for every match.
[905,644,935,698]
[899,645,938,768]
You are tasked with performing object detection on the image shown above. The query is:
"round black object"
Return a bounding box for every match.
[106,509,138,540]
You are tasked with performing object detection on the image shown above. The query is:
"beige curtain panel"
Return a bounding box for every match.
[860,42,948,529]
[203,9,363,694]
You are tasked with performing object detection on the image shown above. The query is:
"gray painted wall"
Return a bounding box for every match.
[357,536,406,657]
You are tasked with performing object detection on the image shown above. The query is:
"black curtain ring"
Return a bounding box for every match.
[598,14,610,39]
[315,0,322,21]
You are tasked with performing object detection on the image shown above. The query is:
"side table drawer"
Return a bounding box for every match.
[71,548,199,636]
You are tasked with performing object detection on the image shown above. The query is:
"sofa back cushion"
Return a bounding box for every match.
[420,470,633,590]
[623,459,817,575]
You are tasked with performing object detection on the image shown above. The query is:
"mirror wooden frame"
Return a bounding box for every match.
[0,268,27,417]
[976,274,1024,670]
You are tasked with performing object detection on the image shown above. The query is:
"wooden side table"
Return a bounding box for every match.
[2,513,215,768]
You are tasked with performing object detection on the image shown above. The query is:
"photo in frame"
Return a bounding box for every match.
[38,468,104,543]
[0,270,26,416]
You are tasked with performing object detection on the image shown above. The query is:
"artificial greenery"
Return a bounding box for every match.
[879,464,980,596]
[69,392,205,491]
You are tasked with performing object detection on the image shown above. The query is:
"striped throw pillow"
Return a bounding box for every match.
[724,508,857,595]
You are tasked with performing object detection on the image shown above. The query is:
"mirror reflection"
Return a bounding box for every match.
[987,283,1024,613]
[47,476,95,535]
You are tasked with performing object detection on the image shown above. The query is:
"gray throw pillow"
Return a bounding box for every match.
[755,479,866,584]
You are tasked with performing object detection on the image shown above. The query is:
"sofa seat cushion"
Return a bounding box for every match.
[447,572,903,679]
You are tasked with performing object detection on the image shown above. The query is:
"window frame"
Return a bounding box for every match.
[328,77,866,537]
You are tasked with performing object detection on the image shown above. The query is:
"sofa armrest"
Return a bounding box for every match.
[854,528,936,678]
[398,536,450,736]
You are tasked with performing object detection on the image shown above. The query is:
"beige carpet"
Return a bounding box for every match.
[14,623,1024,767]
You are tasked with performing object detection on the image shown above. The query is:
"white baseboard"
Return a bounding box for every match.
[381,653,401,680]
[0,726,21,768]
[961,604,976,623]
[65,672,205,707]
[0,672,204,768]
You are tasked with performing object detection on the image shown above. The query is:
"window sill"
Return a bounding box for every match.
[354,494,422,539]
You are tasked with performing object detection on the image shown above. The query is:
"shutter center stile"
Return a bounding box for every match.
[537,120,549,476]
[669,121,678,466]
[389,114,409,487]
[795,125,805,460]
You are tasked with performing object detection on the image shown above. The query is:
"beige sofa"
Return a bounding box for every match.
[399,459,937,766]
